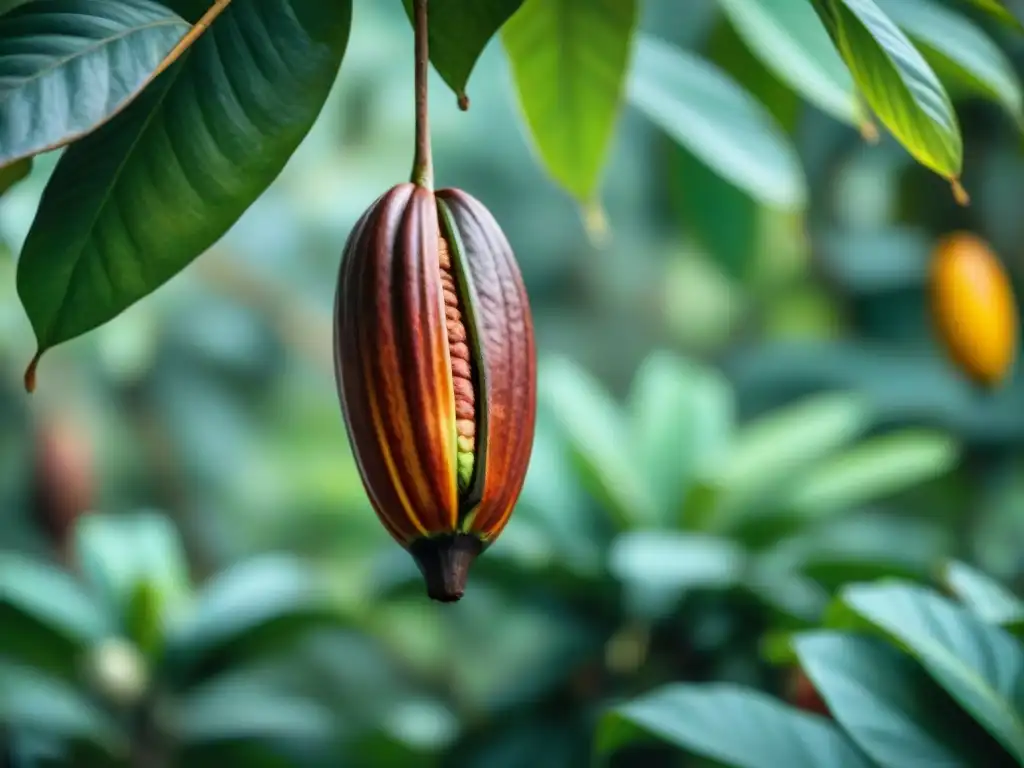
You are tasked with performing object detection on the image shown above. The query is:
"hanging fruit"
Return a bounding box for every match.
[929,232,1018,388]
[332,0,536,602]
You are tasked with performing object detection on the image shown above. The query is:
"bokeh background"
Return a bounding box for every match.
[2,0,1024,765]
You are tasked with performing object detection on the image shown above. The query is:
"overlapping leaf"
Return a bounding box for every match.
[815,0,962,181]
[502,0,637,201]
[16,0,352,374]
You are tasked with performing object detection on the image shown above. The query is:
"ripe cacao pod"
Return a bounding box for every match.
[333,182,536,602]
[929,232,1018,388]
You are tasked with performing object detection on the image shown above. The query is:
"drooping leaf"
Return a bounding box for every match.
[502,0,637,201]
[16,0,352,372]
[539,356,656,528]
[795,632,1011,766]
[162,556,342,687]
[597,682,873,766]
[714,0,861,126]
[402,0,523,109]
[836,581,1024,762]
[628,353,733,522]
[627,34,806,209]
[960,0,1023,29]
[942,561,1024,626]
[0,553,110,682]
[0,0,190,168]
[877,0,1023,126]
[815,0,962,181]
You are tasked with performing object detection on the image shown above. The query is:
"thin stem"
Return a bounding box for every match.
[152,0,233,83]
[410,0,434,189]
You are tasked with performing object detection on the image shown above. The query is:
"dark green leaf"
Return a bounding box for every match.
[597,682,873,766]
[837,581,1024,761]
[0,0,189,167]
[943,561,1024,626]
[162,556,342,687]
[819,0,962,180]
[960,0,1023,29]
[0,553,110,681]
[402,0,522,109]
[714,0,861,125]
[501,0,638,201]
[795,631,1011,767]
[0,156,30,196]
[877,0,1023,125]
[627,34,806,208]
[16,0,352,363]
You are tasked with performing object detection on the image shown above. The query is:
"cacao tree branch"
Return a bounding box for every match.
[410,0,434,189]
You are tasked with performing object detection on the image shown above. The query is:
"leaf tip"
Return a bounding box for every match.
[859,119,879,144]
[951,178,970,207]
[23,350,41,394]
[457,91,470,111]
[580,200,611,248]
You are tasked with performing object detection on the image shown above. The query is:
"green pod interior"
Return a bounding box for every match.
[436,198,490,531]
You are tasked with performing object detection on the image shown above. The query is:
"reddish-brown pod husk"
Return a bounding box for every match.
[929,232,1018,388]
[788,666,830,718]
[31,415,94,556]
[333,184,536,602]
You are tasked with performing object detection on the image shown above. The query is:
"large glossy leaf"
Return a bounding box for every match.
[402,0,522,109]
[597,682,873,766]
[16,0,352,373]
[836,581,1024,762]
[0,0,189,167]
[0,553,110,682]
[818,0,962,180]
[628,35,805,209]
[942,561,1024,626]
[162,556,342,687]
[787,429,958,511]
[795,632,1011,766]
[628,353,733,522]
[539,356,656,528]
[502,0,637,201]
[877,0,1023,125]
[714,0,860,125]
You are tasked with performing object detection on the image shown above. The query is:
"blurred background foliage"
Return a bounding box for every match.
[2,0,1024,765]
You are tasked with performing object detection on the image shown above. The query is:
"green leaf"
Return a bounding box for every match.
[0,663,121,751]
[0,157,30,196]
[177,674,334,746]
[501,0,637,201]
[787,429,958,511]
[876,0,1023,126]
[837,581,1024,762]
[0,553,110,682]
[162,556,341,687]
[795,631,1010,766]
[628,353,733,522]
[943,561,1024,626]
[714,0,861,126]
[402,0,522,109]
[960,0,1023,29]
[16,0,352,364]
[627,34,806,209]
[539,356,656,528]
[0,0,189,168]
[820,0,962,180]
[597,682,873,766]
[74,512,191,638]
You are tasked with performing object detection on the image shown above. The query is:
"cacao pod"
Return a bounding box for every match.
[333,183,536,602]
[929,232,1018,388]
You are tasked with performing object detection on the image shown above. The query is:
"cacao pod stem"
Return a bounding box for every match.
[411,0,433,190]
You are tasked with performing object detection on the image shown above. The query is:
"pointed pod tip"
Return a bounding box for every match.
[409,533,483,603]
[23,350,41,394]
